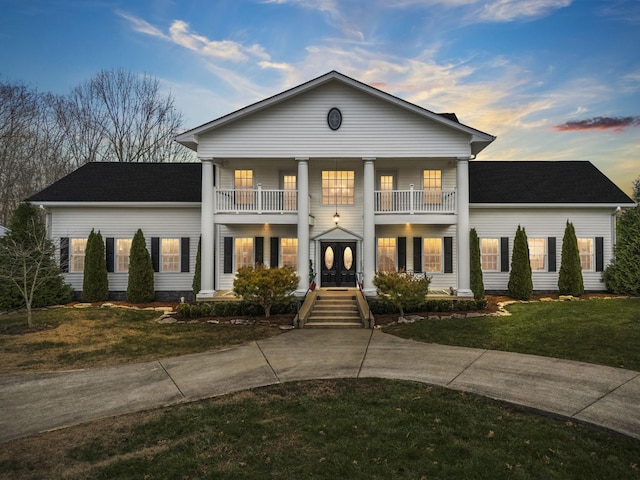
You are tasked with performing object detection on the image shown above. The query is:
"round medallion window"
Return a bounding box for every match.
[324,246,334,270]
[343,247,353,270]
[327,107,342,130]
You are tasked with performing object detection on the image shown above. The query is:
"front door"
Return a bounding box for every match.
[320,242,357,287]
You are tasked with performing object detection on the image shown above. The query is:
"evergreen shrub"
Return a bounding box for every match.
[82,229,108,302]
[558,221,584,296]
[126,229,155,303]
[508,225,533,300]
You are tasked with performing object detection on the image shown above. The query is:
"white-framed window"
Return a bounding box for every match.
[234,237,254,270]
[322,170,355,205]
[161,238,180,272]
[423,237,442,272]
[282,174,297,211]
[280,238,298,268]
[423,170,442,204]
[378,174,395,212]
[578,238,594,271]
[116,238,132,273]
[377,237,397,272]
[528,238,546,271]
[480,238,499,271]
[70,238,87,273]
[234,169,254,205]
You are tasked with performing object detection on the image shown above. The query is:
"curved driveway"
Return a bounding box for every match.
[1,329,639,443]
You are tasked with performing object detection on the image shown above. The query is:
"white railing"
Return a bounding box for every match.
[216,185,298,214]
[374,186,456,214]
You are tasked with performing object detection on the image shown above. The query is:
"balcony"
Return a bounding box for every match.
[216,187,298,214]
[374,187,457,214]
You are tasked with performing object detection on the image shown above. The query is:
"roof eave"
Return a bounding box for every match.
[35,201,201,208]
[470,202,637,209]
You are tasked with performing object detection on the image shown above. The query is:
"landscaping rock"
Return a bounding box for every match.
[540,297,554,302]
[73,303,92,308]
[279,325,295,330]
[231,319,253,326]
[465,312,484,318]
[207,319,220,324]
[156,316,177,324]
[559,295,578,301]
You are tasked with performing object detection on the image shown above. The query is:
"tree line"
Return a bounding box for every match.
[0,69,195,225]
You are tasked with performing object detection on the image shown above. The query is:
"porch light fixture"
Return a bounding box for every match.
[333,210,340,225]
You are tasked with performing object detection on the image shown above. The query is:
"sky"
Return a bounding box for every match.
[1,0,638,196]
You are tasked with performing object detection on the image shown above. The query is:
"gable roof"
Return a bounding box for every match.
[470,161,634,205]
[175,70,496,156]
[28,162,201,204]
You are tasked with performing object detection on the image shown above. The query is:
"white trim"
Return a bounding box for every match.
[35,202,200,208]
[470,203,635,209]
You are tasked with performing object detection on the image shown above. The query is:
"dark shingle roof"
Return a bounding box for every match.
[28,162,201,203]
[469,161,633,204]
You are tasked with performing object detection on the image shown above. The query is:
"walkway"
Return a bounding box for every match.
[1,330,639,443]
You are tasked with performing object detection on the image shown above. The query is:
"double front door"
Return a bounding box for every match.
[320,242,357,287]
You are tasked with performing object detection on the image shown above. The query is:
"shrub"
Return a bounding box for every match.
[233,265,299,317]
[126,229,155,303]
[192,236,201,297]
[373,270,431,318]
[82,229,109,302]
[558,221,584,296]
[469,228,485,301]
[508,225,533,300]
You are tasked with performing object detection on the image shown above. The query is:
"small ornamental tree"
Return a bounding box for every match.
[126,229,155,303]
[82,229,109,302]
[233,264,299,318]
[508,225,533,300]
[192,236,201,298]
[469,228,485,301]
[373,270,431,318]
[558,221,584,296]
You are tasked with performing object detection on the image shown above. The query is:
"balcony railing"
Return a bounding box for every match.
[216,186,298,214]
[374,187,456,214]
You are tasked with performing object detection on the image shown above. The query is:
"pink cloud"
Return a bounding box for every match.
[554,116,640,132]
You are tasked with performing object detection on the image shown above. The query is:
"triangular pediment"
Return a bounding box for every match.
[312,226,362,242]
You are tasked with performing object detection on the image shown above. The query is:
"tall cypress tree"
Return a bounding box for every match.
[558,221,584,296]
[508,225,533,300]
[192,236,201,299]
[82,229,109,302]
[126,229,155,303]
[469,228,484,301]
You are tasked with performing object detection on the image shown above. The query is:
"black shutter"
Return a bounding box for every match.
[500,237,509,272]
[181,237,190,272]
[106,237,115,273]
[397,237,406,271]
[60,237,69,273]
[548,237,556,272]
[270,237,279,267]
[413,237,422,273]
[151,237,160,272]
[444,237,453,273]
[255,237,264,265]
[223,237,233,273]
[595,237,604,272]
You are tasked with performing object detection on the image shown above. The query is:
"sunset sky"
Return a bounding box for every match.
[1,0,638,196]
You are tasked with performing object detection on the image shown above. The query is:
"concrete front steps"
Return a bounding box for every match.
[297,288,373,329]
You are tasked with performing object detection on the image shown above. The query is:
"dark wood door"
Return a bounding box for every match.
[320,242,357,287]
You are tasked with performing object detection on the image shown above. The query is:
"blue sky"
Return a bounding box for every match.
[1,0,638,196]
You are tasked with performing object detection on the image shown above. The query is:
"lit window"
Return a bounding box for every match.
[234,170,254,205]
[70,238,87,272]
[116,238,132,273]
[322,170,354,205]
[283,175,297,211]
[377,237,397,272]
[578,238,594,271]
[280,238,298,268]
[162,238,180,272]
[480,238,499,271]
[423,238,442,272]
[423,170,442,204]
[378,175,394,211]
[528,238,546,271]
[234,237,254,270]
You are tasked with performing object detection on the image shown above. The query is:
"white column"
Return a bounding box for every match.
[456,157,473,297]
[296,157,310,296]
[197,158,215,300]
[362,157,377,296]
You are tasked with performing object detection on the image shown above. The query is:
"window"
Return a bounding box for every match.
[116,238,132,272]
[480,238,499,271]
[322,170,354,205]
[423,170,442,204]
[423,238,442,272]
[280,238,298,268]
[161,238,180,272]
[282,174,297,211]
[378,174,394,211]
[234,237,254,270]
[528,238,546,271]
[70,238,87,272]
[234,170,253,205]
[578,238,594,271]
[377,237,397,272]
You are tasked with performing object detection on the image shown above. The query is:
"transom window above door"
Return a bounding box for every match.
[322,170,354,205]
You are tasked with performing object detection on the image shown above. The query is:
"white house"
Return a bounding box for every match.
[29,71,635,302]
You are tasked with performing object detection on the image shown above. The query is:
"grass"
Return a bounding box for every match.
[0,379,638,479]
[384,298,640,370]
[0,307,282,373]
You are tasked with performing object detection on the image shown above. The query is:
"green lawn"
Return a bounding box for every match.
[1,379,638,480]
[384,298,640,370]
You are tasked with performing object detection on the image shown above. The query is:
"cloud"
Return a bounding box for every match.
[473,0,572,22]
[553,116,640,132]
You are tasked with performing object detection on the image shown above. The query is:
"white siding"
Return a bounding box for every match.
[470,208,614,291]
[49,206,200,293]
[198,82,472,159]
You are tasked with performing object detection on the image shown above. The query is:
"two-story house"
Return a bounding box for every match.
[29,71,635,302]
